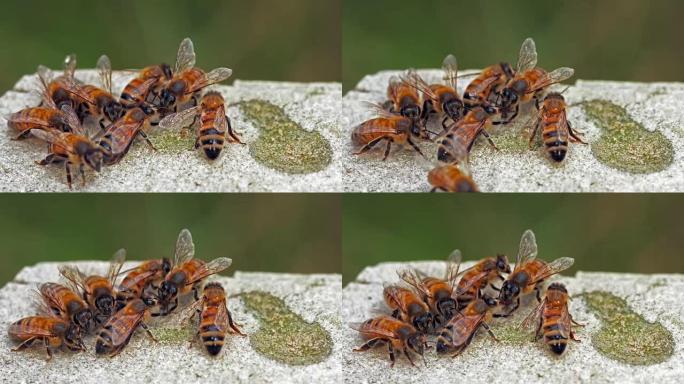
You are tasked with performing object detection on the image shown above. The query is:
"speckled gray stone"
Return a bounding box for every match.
[0,70,342,192]
[342,69,684,192]
[342,261,684,383]
[0,261,342,384]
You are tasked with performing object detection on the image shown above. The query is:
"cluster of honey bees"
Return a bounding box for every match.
[351,230,581,366]
[7,229,244,359]
[351,38,586,192]
[6,38,243,189]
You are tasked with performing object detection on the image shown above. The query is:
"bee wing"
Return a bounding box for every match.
[528,67,575,94]
[107,249,126,285]
[438,133,470,165]
[213,299,230,332]
[516,38,538,73]
[520,298,546,329]
[397,269,430,299]
[382,283,406,312]
[557,304,573,339]
[36,65,58,109]
[14,318,65,337]
[187,68,232,94]
[214,104,228,134]
[186,257,233,286]
[63,54,77,79]
[513,229,538,273]
[31,288,58,317]
[445,249,462,289]
[361,101,397,119]
[107,120,145,155]
[402,69,437,102]
[449,313,485,347]
[175,37,196,74]
[174,228,195,266]
[96,55,113,94]
[59,104,86,136]
[38,283,66,317]
[158,106,200,129]
[387,76,401,101]
[529,257,575,285]
[349,318,397,339]
[442,54,458,90]
[455,270,490,296]
[109,311,145,346]
[58,265,88,293]
[29,129,61,144]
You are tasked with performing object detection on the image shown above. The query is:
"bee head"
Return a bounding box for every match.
[158,280,177,304]
[83,146,104,172]
[406,333,425,356]
[499,87,519,109]
[95,294,115,316]
[74,308,93,332]
[496,254,511,273]
[499,280,520,305]
[437,297,458,323]
[435,339,450,354]
[444,99,464,121]
[161,258,172,275]
[401,104,420,120]
[160,63,173,80]
[413,312,434,334]
[104,100,124,122]
[64,324,85,351]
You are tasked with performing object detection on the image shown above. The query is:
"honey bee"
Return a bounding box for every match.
[29,105,105,188]
[350,316,427,367]
[407,55,466,130]
[37,54,88,111]
[352,105,428,161]
[435,295,499,356]
[156,229,233,315]
[428,135,478,192]
[497,230,575,316]
[6,107,74,140]
[116,258,172,310]
[58,249,126,324]
[98,107,155,165]
[382,283,434,334]
[496,38,574,123]
[521,282,582,355]
[75,55,124,128]
[187,282,245,356]
[119,65,170,114]
[531,92,586,162]
[159,91,244,160]
[436,106,497,163]
[157,38,232,113]
[95,298,157,356]
[384,71,428,132]
[38,282,92,333]
[8,315,85,360]
[456,254,511,309]
[398,249,461,326]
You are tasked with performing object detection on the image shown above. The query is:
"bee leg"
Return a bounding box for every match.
[352,137,384,156]
[480,129,499,151]
[381,139,394,161]
[570,331,581,343]
[528,118,541,149]
[43,338,53,361]
[441,116,451,131]
[406,138,426,159]
[534,317,543,341]
[481,322,499,342]
[79,163,86,187]
[227,309,246,336]
[390,309,401,319]
[568,121,588,144]
[226,115,245,145]
[429,187,437,193]
[535,286,542,303]
[11,337,38,352]
[139,322,158,342]
[403,348,417,367]
[490,284,501,291]
[36,154,57,166]
[138,130,157,151]
[570,315,585,327]
[65,162,73,189]
[387,343,396,368]
[493,298,519,318]
[99,118,106,130]
[353,338,384,352]
[187,331,199,349]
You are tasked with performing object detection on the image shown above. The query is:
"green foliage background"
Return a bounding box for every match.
[342,194,684,283]
[0,195,341,285]
[343,0,684,91]
[0,0,341,93]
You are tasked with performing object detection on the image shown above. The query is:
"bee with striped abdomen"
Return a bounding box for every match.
[435,295,499,356]
[350,316,426,367]
[382,283,434,334]
[98,107,155,165]
[531,92,586,162]
[187,282,245,356]
[116,258,172,310]
[456,254,511,309]
[521,282,582,355]
[428,134,478,192]
[75,55,124,129]
[8,315,85,360]
[436,106,497,163]
[38,281,92,334]
[95,298,157,356]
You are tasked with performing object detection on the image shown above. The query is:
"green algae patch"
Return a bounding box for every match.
[150,326,195,344]
[494,323,534,345]
[583,100,673,173]
[241,291,332,365]
[239,100,332,174]
[582,291,674,365]
[490,124,537,154]
[150,128,195,154]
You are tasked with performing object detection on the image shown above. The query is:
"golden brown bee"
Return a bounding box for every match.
[75,55,124,128]
[98,107,155,165]
[428,135,478,192]
[37,55,88,111]
[6,107,73,140]
[522,282,583,355]
[497,230,575,316]
[350,316,427,367]
[187,282,245,356]
[351,113,426,161]
[156,229,233,315]
[407,55,465,130]
[435,295,499,356]
[7,315,85,360]
[531,92,586,162]
[119,64,171,114]
[382,283,434,334]
[29,106,105,189]
[456,254,511,309]
[398,250,461,325]
[436,106,497,163]
[38,282,92,333]
[95,298,157,356]
[387,73,423,120]
[462,62,515,111]
[59,249,126,324]
[116,258,172,310]
[159,91,244,160]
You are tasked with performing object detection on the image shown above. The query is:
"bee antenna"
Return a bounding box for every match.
[559,86,571,95]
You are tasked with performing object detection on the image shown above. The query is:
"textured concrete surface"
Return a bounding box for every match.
[1,262,342,383]
[0,70,342,192]
[342,69,684,192]
[342,261,684,384]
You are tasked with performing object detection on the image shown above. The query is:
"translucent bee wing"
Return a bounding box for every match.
[59,104,86,136]
[530,257,575,285]
[520,297,546,329]
[175,37,196,74]
[387,75,402,101]
[107,248,126,284]
[63,54,77,79]
[174,228,195,266]
[28,128,60,144]
[186,257,233,285]
[214,104,228,135]
[445,249,462,288]
[36,65,57,109]
[529,67,575,94]
[58,265,88,293]
[514,229,538,273]
[516,38,538,74]
[557,305,573,339]
[96,55,113,94]
[158,106,200,129]
[397,269,430,299]
[401,69,437,102]
[442,54,458,90]
[108,311,145,346]
[361,101,397,119]
[187,67,233,94]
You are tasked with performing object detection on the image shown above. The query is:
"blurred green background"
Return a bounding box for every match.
[0,0,340,93]
[0,195,341,285]
[343,194,684,283]
[343,0,684,91]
